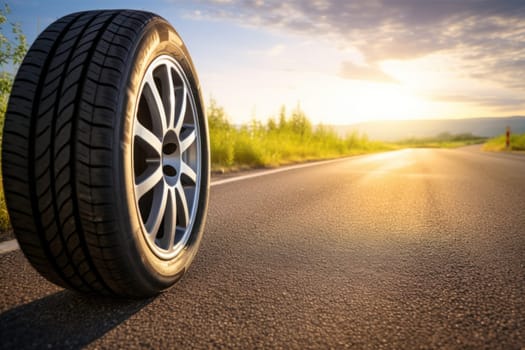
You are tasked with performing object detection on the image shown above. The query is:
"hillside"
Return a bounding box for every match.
[332,117,525,141]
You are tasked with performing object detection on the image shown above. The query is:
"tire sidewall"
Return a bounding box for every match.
[116,18,209,291]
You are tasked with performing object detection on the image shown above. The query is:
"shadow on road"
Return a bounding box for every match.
[0,290,153,349]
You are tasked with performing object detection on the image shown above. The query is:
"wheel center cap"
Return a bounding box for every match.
[162,130,180,185]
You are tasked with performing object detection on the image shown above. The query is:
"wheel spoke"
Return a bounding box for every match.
[181,161,197,185]
[135,120,162,154]
[166,67,176,129]
[135,165,163,200]
[174,86,187,134]
[176,182,189,228]
[145,181,169,237]
[180,128,196,153]
[144,72,167,134]
[162,188,178,249]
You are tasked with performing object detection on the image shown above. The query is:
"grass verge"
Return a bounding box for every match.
[392,132,487,149]
[208,101,391,172]
[483,133,525,152]
[0,116,9,235]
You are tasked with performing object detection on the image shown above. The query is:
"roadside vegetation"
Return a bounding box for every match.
[394,132,487,149]
[0,4,27,234]
[483,133,525,152]
[208,100,390,172]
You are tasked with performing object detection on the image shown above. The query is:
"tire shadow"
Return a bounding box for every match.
[0,290,153,349]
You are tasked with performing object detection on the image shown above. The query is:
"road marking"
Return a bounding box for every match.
[0,155,372,255]
[210,156,353,187]
[0,239,19,254]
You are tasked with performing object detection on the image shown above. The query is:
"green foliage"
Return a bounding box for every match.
[208,98,234,166]
[395,132,487,148]
[207,101,387,171]
[0,3,27,233]
[0,4,26,65]
[0,3,27,120]
[483,133,525,151]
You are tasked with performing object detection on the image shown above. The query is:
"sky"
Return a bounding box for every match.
[7,0,525,125]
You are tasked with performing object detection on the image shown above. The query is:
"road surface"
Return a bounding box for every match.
[1,147,524,349]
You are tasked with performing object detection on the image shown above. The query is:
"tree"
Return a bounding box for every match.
[0,3,27,120]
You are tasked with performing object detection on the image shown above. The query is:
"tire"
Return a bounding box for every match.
[1,10,210,297]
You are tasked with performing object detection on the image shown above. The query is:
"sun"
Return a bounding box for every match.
[345,83,427,122]
[295,74,432,125]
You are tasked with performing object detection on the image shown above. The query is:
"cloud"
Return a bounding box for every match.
[184,0,525,89]
[339,61,397,83]
[266,44,285,57]
[247,44,286,57]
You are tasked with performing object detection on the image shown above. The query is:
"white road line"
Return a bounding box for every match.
[211,156,352,187]
[0,155,360,255]
[0,239,19,254]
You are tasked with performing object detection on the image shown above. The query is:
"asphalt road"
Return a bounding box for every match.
[1,146,525,349]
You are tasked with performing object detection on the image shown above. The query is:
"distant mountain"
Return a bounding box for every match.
[331,117,525,141]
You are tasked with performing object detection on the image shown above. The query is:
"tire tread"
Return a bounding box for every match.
[2,10,159,295]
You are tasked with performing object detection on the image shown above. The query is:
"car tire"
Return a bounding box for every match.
[2,10,210,297]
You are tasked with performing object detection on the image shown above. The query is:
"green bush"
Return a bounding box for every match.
[207,100,387,171]
[0,4,28,233]
[395,132,487,148]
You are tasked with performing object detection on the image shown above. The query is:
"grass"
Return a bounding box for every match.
[208,101,390,172]
[483,133,525,152]
[0,172,8,234]
[393,132,487,149]
[210,127,389,171]
[0,108,9,234]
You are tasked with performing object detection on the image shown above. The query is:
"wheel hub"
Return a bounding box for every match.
[162,130,181,186]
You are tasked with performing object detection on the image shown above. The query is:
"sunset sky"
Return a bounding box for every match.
[9,0,525,125]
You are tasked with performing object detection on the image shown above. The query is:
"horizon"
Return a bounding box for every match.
[228,115,525,128]
[323,115,525,127]
[7,0,525,125]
